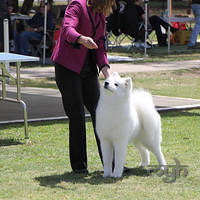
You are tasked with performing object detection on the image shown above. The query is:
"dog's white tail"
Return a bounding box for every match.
[132,89,161,139]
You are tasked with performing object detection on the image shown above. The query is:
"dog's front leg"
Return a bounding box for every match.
[101,140,113,177]
[112,141,128,178]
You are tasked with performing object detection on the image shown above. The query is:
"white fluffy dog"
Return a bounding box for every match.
[96,72,166,178]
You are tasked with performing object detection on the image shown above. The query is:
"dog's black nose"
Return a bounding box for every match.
[104,82,109,86]
[104,82,109,88]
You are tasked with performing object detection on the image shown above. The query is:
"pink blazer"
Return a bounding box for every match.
[51,0,109,73]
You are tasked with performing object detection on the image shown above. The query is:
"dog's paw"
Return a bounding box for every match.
[112,171,123,178]
[103,172,112,178]
[160,165,168,171]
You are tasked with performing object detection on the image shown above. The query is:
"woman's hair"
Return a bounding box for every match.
[90,0,116,16]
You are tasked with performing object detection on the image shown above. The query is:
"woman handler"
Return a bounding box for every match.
[51,0,115,173]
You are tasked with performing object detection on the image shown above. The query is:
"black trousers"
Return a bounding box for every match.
[55,63,102,171]
[149,15,171,45]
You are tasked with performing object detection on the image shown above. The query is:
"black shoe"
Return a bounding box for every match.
[73,169,89,174]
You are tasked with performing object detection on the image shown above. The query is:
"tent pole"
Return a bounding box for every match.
[167,0,172,53]
[3,19,10,73]
[43,0,48,65]
[144,0,149,58]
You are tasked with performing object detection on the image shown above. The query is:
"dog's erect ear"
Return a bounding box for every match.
[125,77,132,90]
[112,72,120,78]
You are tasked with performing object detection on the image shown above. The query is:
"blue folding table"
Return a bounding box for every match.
[0,53,39,139]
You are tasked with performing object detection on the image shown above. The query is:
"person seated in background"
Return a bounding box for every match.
[7,2,15,41]
[106,0,152,49]
[134,0,178,47]
[14,0,55,55]
[106,0,178,48]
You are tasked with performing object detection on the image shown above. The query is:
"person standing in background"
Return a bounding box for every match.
[51,0,115,174]
[187,0,200,49]
[0,0,10,51]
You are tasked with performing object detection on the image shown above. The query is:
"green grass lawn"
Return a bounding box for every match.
[127,68,200,99]
[2,48,200,199]
[0,111,200,200]
[2,67,200,199]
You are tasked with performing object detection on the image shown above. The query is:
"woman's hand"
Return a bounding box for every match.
[101,65,111,80]
[77,35,98,49]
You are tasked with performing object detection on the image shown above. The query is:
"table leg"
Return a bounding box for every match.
[16,62,21,101]
[1,64,7,99]
[1,62,29,139]
[20,100,29,139]
[16,62,29,139]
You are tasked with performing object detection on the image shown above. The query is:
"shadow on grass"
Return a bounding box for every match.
[0,138,23,146]
[35,167,151,189]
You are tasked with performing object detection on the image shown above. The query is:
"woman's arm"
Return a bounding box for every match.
[101,65,111,79]
[62,1,83,44]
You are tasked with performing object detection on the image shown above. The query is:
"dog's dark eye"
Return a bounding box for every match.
[114,83,119,87]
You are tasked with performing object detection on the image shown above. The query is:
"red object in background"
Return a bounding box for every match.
[172,21,187,30]
[53,28,61,48]
[171,15,188,30]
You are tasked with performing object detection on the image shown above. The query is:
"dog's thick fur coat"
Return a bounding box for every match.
[96,72,166,178]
